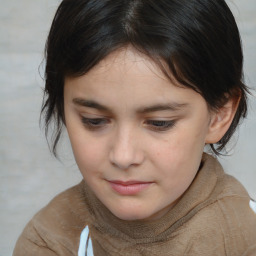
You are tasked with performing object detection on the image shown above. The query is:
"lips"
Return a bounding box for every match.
[108,180,153,195]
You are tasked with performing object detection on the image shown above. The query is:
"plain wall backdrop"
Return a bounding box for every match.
[0,0,255,255]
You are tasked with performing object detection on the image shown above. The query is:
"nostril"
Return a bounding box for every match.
[109,146,144,170]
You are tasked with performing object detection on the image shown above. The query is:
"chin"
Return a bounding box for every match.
[110,207,152,221]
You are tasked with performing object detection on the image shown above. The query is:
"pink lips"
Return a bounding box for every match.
[109,180,153,195]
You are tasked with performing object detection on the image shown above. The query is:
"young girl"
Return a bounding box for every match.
[13,0,256,255]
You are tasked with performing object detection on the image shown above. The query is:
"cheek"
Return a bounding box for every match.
[151,138,185,175]
[151,127,206,178]
[154,141,201,197]
[65,112,105,169]
[172,119,209,154]
[68,130,106,176]
[152,130,195,162]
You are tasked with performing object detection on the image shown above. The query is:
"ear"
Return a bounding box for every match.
[205,96,240,144]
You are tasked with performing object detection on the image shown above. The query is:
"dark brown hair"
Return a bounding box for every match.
[41,0,248,156]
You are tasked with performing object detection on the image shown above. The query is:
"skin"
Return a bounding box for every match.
[64,47,235,221]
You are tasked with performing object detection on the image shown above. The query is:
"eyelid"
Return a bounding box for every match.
[145,119,176,131]
[80,116,110,130]
[80,111,109,118]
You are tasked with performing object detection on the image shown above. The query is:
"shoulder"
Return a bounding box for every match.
[185,173,256,256]
[13,181,89,256]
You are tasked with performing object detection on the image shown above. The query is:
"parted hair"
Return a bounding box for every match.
[41,0,248,156]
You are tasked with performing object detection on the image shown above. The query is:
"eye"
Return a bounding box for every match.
[146,120,176,131]
[81,117,109,130]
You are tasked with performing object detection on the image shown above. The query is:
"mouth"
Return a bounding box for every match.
[108,180,154,195]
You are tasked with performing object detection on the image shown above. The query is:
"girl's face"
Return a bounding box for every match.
[64,47,214,221]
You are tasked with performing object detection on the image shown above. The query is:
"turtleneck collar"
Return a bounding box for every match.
[82,153,225,242]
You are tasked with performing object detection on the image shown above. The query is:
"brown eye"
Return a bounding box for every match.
[146,120,176,131]
[81,117,109,130]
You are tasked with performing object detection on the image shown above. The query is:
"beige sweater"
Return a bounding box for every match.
[13,154,256,255]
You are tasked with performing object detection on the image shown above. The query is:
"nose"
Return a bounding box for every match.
[109,127,144,170]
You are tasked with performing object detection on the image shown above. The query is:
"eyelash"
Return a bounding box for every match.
[145,120,176,131]
[81,117,176,131]
[81,117,109,130]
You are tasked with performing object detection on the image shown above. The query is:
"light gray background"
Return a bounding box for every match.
[0,1,255,255]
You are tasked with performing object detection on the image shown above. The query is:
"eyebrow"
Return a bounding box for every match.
[137,103,189,113]
[72,98,189,113]
[73,98,109,111]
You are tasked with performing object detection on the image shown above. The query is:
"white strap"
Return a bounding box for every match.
[78,226,94,256]
[249,200,256,214]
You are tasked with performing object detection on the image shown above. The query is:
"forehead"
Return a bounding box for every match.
[82,47,168,83]
[64,47,207,112]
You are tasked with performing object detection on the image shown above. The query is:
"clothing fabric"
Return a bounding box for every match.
[13,154,256,256]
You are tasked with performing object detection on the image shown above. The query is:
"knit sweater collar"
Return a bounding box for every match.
[82,153,224,242]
